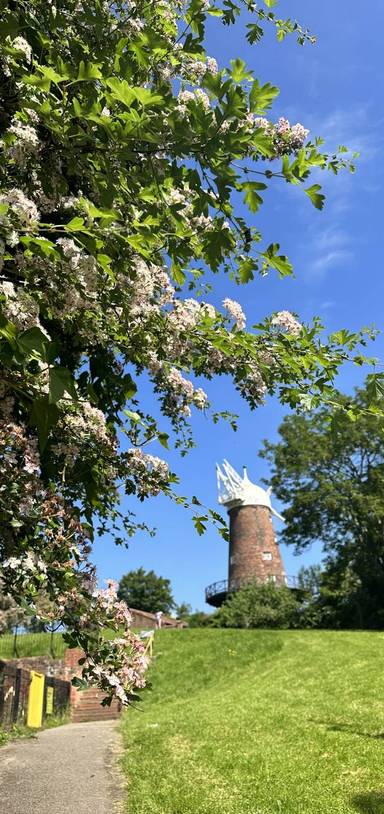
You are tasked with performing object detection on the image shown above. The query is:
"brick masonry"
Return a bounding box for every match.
[228,504,286,586]
[63,648,122,722]
[8,656,65,677]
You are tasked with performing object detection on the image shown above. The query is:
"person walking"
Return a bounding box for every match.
[155,611,163,629]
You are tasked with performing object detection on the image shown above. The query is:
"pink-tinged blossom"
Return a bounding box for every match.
[223,298,246,330]
[168,298,201,332]
[251,116,309,156]
[178,89,210,112]
[206,57,218,74]
[4,120,40,164]
[254,117,270,131]
[201,303,216,320]
[0,188,39,224]
[126,448,170,497]
[271,310,302,336]
[11,36,32,62]
[0,280,49,336]
[193,388,208,409]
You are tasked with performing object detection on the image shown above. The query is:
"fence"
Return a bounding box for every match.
[0,631,66,660]
[0,660,70,729]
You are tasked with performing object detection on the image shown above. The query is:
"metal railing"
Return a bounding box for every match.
[205,575,301,603]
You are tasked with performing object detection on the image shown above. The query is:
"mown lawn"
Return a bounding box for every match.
[120,629,384,814]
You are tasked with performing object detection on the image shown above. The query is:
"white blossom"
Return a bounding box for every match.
[271,310,302,336]
[223,298,246,330]
[11,36,32,62]
[5,120,40,163]
[0,188,39,225]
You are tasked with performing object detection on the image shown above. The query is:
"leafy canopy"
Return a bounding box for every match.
[261,382,384,628]
[117,568,175,615]
[0,0,374,700]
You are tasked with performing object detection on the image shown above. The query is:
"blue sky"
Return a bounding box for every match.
[93,1,384,611]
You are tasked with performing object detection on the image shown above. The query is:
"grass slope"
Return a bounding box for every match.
[121,629,384,814]
[0,632,66,659]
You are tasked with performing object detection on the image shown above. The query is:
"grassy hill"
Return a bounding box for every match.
[121,629,384,814]
[0,632,66,660]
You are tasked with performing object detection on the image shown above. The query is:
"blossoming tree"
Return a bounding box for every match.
[0,0,372,702]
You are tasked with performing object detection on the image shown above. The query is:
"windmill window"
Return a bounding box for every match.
[262,552,273,561]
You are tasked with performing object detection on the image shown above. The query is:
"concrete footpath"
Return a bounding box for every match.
[0,720,124,814]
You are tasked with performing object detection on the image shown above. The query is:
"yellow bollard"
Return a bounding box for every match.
[27,671,45,728]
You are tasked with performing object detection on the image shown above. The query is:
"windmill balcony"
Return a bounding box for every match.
[205,575,302,608]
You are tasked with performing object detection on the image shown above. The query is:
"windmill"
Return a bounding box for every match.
[205,461,287,607]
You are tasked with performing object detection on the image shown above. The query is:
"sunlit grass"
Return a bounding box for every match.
[0,632,66,659]
[121,629,384,814]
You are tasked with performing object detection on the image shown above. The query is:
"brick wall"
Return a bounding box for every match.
[228,504,286,585]
[63,648,83,704]
[8,656,65,677]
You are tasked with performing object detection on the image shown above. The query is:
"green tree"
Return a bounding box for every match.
[0,0,373,700]
[297,564,322,595]
[214,582,298,629]
[175,602,192,621]
[117,568,175,614]
[262,383,384,629]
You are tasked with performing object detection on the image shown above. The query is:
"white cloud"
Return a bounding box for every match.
[314,106,382,161]
[311,226,350,252]
[303,225,353,279]
[311,248,353,277]
[291,104,383,279]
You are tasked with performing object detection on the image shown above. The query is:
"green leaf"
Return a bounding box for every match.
[262,244,293,277]
[30,398,60,450]
[23,65,71,90]
[123,374,137,400]
[0,313,17,342]
[158,432,170,450]
[65,217,85,232]
[242,181,267,213]
[17,327,50,360]
[75,61,102,82]
[106,78,163,108]
[20,236,59,260]
[246,23,264,45]
[193,515,208,536]
[249,80,279,113]
[238,257,257,283]
[81,200,118,224]
[21,73,52,91]
[230,58,252,83]
[171,263,186,285]
[132,87,164,106]
[96,253,113,274]
[49,367,77,404]
[305,184,325,210]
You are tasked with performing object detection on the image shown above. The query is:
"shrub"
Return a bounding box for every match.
[214,582,299,629]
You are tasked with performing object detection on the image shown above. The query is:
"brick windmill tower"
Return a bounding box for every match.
[205,460,288,607]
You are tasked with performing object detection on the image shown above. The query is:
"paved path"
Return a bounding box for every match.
[0,720,123,814]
